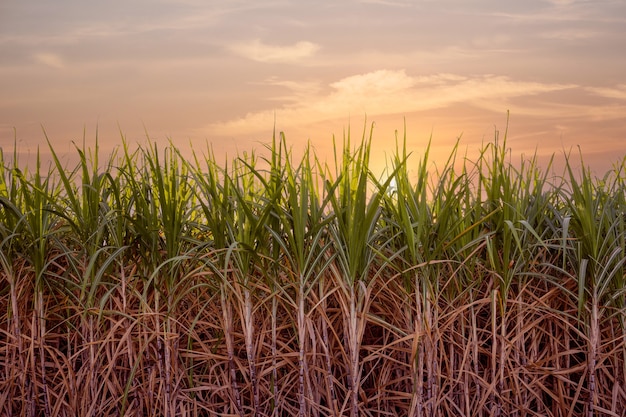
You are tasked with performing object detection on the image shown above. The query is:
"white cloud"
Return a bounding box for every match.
[33,53,65,69]
[329,70,416,96]
[209,70,575,134]
[229,39,320,63]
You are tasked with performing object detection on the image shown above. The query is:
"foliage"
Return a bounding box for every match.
[1,128,625,416]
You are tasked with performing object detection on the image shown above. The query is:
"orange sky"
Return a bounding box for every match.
[1,0,625,176]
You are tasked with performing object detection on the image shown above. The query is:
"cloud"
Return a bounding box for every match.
[209,70,576,134]
[544,0,578,5]
[261,77,322,102]
[540,29,599,40]
[229,39,320,63]
[33,53,65,69]
[585,85,626,100]
[357,0,413,7]
[329,70,416,96]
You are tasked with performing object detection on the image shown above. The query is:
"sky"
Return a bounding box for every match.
[1,0,626,176]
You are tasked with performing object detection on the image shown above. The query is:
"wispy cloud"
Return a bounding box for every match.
[585,85,626,100]
[357,0,413,7]
[488,0,626,24]
[229,39,320,63]
[539,29,599,40]
[261,77,322,101]
[209,70,575,134]
[544,0,578,5]
[33,53,65,69]
[1,2,281,47]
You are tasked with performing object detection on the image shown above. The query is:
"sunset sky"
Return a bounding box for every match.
[1,0,625,175]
